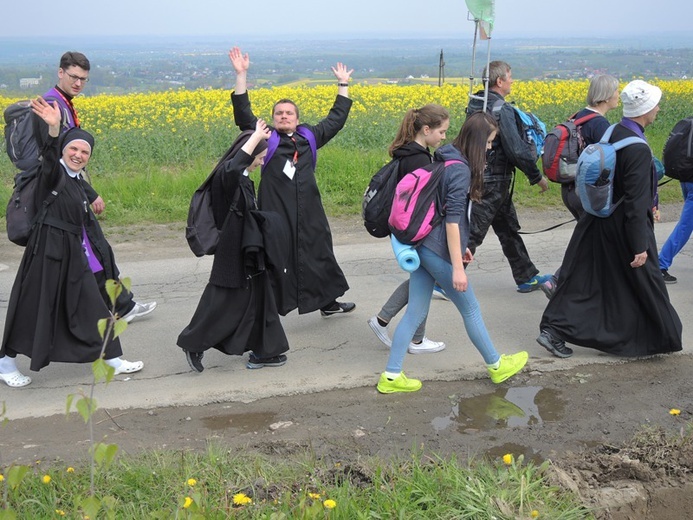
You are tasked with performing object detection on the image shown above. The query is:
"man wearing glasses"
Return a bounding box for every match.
[32,51,157,324]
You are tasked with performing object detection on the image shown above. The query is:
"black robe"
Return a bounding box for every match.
[177,149,289,358]
[540,123,682,357]
[1,136,122,371]
[232,92,352,315]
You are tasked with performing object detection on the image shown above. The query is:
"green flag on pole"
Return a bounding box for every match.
[465,0,494,38]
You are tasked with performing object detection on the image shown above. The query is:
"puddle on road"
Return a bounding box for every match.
[431,386,564,433]
[201,412,277,433]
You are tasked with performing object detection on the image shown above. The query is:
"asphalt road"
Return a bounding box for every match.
[1,217,691,420]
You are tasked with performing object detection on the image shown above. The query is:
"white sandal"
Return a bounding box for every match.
[0,370,32,388]
[113,360,144,375]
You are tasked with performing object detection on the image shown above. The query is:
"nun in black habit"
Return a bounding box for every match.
[177,120,291,372]
[0,97,143,387]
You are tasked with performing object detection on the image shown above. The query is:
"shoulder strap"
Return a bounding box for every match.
[573,112,600,126]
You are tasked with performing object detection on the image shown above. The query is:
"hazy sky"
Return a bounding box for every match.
[3,0,687,39]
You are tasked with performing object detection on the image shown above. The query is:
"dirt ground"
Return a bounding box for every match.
[2,208,692,519]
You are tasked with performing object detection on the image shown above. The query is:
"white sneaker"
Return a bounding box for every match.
[113,359,144,375]
[122,301,157,323]
[432,284,450,301]
[408,337,446,354]
[367,316,392,347]
[0,369,32,388]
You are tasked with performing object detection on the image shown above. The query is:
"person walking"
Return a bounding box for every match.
[229,46,355,317]
[0,98,144,387]
[466,61,553,294]
[368,104,449,354]
[537,80,682,359]
[377,112,529,394]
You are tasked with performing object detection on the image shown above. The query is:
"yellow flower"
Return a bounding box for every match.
[531,510,540,518]
[183,496,193,509]
[187,478,197,487]
[0,474,4,481]
[42,475,52,484]
[66,467,75,473]
[232,493,252,506]
[502,454,513,465]
[670,408,681,416]
[323,499,337,509]
[55,510,66,516]
[309,492,321,499]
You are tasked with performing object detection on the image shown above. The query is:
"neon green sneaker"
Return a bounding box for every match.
[487,351,529,384]
[377,372,422,394]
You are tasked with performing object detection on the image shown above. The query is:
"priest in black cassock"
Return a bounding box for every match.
[229,46,356,317]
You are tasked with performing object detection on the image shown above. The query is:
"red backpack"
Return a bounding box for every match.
[388,159,461,245]
[542,112,599,183]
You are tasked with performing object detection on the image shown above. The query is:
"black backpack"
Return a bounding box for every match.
[4,100,41,171]
[362,158,401,238]
[662,117,693,182]
[6,166,67,247]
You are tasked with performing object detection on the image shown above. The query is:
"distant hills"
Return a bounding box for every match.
[1,34,691,96]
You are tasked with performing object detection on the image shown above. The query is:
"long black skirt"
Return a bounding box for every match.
[177,272,288,359]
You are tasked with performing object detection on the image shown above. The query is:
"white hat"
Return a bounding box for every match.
[621,80,662,118]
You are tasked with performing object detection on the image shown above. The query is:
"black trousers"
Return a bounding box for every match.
[467,176,539,285]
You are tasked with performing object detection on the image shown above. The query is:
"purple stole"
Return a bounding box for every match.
[264,126,317,172]
[43,87,78,133]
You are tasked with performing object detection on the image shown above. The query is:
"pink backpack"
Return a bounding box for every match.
[388,159,461,245]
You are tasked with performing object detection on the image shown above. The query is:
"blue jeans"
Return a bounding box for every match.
[385,246,500,373]
[659,182,693,270]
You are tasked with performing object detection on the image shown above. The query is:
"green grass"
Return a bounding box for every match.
[0,445,593,519]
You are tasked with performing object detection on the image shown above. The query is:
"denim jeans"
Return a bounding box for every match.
[378,279,426,343]
[385,246,500,373]
[659,182,693,271]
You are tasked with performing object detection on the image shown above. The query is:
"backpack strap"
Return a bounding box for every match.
[264,126,317,171]
[572,112,600,127]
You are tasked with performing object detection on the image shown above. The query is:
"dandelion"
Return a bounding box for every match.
[187,478,197,487]
[233,493,252,506]
[531,510,540,518]
[42,475,52,484]
[670,408,681,416]
[309,492,321,499]
[66,467,75,473]
[502,454,513,465]
[183,497,193,509]
[55,510,66,516]
[0,474,4,482]
[323,499,337,509]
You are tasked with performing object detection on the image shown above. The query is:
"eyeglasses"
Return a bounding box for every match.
[65,71,89,83]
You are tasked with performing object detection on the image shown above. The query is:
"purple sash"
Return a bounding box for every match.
[264,126,317,172]
[82,228,104,273]
[43,87,77,132]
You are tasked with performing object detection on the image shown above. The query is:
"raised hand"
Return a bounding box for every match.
[228,47,250,74]
[331,62,354,84]
[31,96,61,128]
[254,118,271,140]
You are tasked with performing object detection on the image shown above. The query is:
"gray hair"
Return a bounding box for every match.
[483,61,511,88]
[587,75,619,106]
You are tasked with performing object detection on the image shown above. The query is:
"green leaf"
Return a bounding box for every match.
[81,495,102,519]
[7,465,29,490]
[112,318,128,339]
[93,442,119,468]
[76,396,97,423]
[121,277,132,293]
[105,279,122,307]
[92,358,112,383]
[97,318,108,340]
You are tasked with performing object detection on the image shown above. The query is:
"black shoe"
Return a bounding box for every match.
[246,353,288,369]
[184,349,204,373]
[539,275,557,300]
[536,330,573,358]
[661,269,677,284]
[320,301,356,317]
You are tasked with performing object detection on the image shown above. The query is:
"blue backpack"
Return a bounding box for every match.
[576,124,648,218]
[490,100,546,158]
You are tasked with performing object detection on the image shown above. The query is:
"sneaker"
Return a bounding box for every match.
[433,284,450,301]
[487,351,529,384]
[184,350,204,373]
[246,353,288,369]
[517,274,552,294]
[320,301,356,317]
[408,337,446,354]
[536,330,573,358]
[122,301,157,323]
[539,275,557,300]
[661,269,677,284]
[377,372,422,394]
[367,316,392,347]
